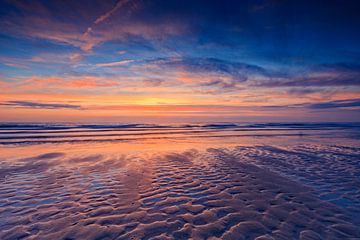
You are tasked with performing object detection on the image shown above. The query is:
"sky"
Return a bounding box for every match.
[0,0,360,123]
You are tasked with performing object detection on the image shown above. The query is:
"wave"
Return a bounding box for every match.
[0,122,359,145]
[1,122,359,130]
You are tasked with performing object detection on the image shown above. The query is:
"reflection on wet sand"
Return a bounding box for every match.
[0,123,359,239]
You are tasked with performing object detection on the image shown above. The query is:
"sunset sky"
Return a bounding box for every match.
[0,0,360,123]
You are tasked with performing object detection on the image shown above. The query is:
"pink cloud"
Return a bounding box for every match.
[1,0,189,52]
[93,0,131,24]
[11,76,120,92]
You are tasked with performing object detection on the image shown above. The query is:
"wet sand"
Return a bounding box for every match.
[0,123,359,239]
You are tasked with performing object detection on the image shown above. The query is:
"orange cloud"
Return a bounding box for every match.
[6,76,120,92]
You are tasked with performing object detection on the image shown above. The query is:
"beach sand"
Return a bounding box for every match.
[0,124,359,239]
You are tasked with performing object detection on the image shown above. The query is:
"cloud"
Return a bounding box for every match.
[149,57,268,80]
[1,0,188,52]
[2,62,29,69]
[199,79,241,92]
[82,0,132,50]
[95,59,134,67]
[285,88,321,95]
[0,101,81,109]
[138,57,269,92]
[1,53,84,70]
[8,76,120,92]
[256,98,360,110]
[307,99,360,109]
[142,78,165,87]
[93,0,131,24]
[69,53,83,63]
[0,56,29,69]
[258,75,360,87]
[255,63,360,87]
[61,77,120,88]
[133,57,359,93]
[117,50,127,55]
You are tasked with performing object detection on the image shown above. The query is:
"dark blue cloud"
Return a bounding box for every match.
[141,57,275,91]
[0,101,81,109]
[308,99,360,109]
[258,99,360,110]
[150,57,268,81]
[255,62,360,87]
[146,58,360,89]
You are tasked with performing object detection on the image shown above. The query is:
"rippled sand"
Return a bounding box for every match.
[0,123,359,239]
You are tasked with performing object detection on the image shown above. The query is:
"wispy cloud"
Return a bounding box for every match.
[94,0,131,24]
[255,63,360,87]
[10,76,120,91]
[117,50,127,55]
[0,56,29,69]
[1,0,187,52]
[308,99,360,109]
[95,60,134,67]
[136,57,270,92]
[0,101,81,109]
[147,57,268,80]
[257,98,360,110]
[82,0,132,51]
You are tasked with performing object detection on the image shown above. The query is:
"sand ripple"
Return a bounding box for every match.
[0,146,359,239]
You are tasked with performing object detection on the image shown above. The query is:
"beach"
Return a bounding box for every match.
[0,123,359,239]
[2,0,360,239]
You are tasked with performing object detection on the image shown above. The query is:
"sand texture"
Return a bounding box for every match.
[1,123,359,239]
[1,145,359,239]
